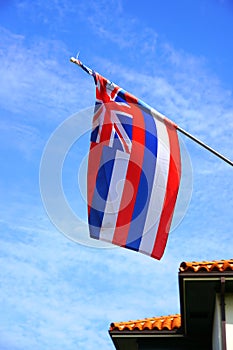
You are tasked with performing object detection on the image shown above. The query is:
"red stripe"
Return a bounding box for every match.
[111,86,120,99]
[112,103,145,247]
[88,75,112,216]
[87,142,103,216]
[96,74,109,103]
[99,109,112,143]
[151,124,181,259]
[88,75,131,217]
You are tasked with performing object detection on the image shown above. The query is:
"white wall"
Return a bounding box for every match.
[225,294,233,350]
[212,293,233,350]
[212,294,222,350]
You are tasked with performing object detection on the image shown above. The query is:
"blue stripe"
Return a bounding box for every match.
[115,90,128,104]
[95,101,102,110]
[94,102,102,117]
[112,137,124,152]
[89,146,115,238]
[126,108,158,251]
[91,126,99,142]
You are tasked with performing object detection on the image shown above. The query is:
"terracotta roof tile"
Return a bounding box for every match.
[110,314,181,332]
[179,259,233,273]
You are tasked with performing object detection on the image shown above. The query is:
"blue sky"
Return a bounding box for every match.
[1,0,233,349]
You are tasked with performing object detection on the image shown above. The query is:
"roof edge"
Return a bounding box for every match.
[179,259,233,273]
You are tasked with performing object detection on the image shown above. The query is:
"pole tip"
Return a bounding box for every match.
[70,57,82,67]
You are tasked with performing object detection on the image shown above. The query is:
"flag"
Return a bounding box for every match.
[87,72,181,259]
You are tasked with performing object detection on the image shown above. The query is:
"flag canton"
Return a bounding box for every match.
[91,92,133,153]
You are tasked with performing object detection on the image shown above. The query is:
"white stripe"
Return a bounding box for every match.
[138,116,170,256]
[109,127,115,148]
[151,107,166,122]
[96,80,101,93]
[106,81,116,92]
[111,112,132,152]
[112,110,132,118]
[115,102,131,107]
[95,106,105,143]
[93,103,104,129]
[99,150,130,242]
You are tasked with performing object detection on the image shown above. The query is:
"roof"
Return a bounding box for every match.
[110,259,233,341]
[179,259,233,273]
[110,314,181,332]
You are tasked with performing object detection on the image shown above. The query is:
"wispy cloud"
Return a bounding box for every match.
[73,0,233,164]
[1,2,233,350]
[0,26,93,120]
[0,119,43,160]
[16,0,77,28]
[0,211,181,350]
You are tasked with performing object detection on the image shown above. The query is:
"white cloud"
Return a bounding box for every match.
[1,2,233,350]
[0,26,94,121]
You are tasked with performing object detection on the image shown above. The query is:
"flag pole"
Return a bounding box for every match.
[70,56,94,76]
[177,126,233,166]
[70,57,233,167]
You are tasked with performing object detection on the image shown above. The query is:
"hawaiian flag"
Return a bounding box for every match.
[87,73,181,259]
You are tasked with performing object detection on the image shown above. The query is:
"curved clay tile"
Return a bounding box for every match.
[179,259,233,273]
[110,314,181,332]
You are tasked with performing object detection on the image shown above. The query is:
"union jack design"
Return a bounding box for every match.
[91,94,133,154]
[87,72,181,260]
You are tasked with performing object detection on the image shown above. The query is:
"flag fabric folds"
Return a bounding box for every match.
[87,72,181,259]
